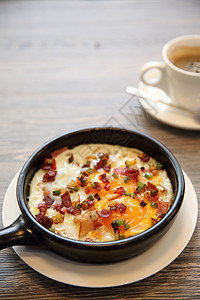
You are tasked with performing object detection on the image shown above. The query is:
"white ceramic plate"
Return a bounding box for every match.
[138,81,200,130]
[2,171,198,288]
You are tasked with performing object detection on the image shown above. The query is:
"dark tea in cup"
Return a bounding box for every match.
[170,46,200,73]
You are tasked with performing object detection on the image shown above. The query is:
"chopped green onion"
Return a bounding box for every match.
[124,221,130,230]
[69,186,79,192]
[115,219,124,227]
[94,193,101,200]
[111,219,130,233]
[151,202,158,208]
[53,190,60,196]
[87,168,93,174]
[140,200,147,207]
[49,228,55,233]
[132,192,137,199]
[119,235,125,240]
[87,195,94,200]
[125,192,131,197]
[76,203,82,209]
[111,219,124,232]
[91,182,96,189]
[152,190,157,196]
[123,175,131,184]
[145,172,153,179]
[156,163,164,170]
[82,178,87,187]
[112,172,118,179]
[86,160,90,167]
[136,182,146,193]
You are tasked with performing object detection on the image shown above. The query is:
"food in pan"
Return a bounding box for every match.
[28,144,174,242]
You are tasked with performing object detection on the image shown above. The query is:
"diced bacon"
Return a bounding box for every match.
[35,212,45,223]
[95,159,106,170]
[81,199,94,210]
[146,182,159,196]
[82,161,90,168]
[126,168,139,178]
[38,202,47,213]
[126,168,137,175]
[147,182,157,191]
[66,206,82,215]
[99,209,111,218]
[113,167,138,180]
[42,158,56,171]
[103,164,111,172]
[93,219,102,230]
[60,207,67,214]
[42,170,57,182]
[151,217,157,224]
[92,182,102,191]
[43,196,54,208]
[68,153,74,163]
[114,186,126,195]
[84,188,90,194]
[102,153,109,161]
[141,155,150,162]
[116,203,126,214]
[104,183,111,191]
[35,201,51,223]
[95,153,109,170]
[61,191,72,207]
[99,173,109,183]
[87,200,95,207]
[153,193,159,201]
[85,238,93,242]
[128,169,139,182]
[157,201,169,215]
[113,167,127,175]
[41,216,53,229]
[138,153,150,162]
[50,147,68,158]
[54,203,62,211]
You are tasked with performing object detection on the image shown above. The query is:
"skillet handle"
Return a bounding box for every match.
[0,215,41,250]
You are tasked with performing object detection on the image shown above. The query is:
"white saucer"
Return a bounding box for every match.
[2,171,198,288]
[138,81,200,130]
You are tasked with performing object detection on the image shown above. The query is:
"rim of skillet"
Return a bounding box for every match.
[17,126,185,248]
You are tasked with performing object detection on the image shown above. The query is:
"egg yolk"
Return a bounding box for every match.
[92,172,158,239]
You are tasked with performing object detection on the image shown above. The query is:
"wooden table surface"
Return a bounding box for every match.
[0,0,200,299]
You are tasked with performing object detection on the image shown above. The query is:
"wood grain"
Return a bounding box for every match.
[0,0,200,299]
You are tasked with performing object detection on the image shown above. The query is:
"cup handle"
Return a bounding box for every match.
[140,61,169,94]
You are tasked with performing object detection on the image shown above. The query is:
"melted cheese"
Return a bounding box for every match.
[28,144,174,242]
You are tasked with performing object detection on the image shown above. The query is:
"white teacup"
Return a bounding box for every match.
[140,35,200,113]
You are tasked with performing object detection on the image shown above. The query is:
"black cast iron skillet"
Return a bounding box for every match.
[0,127,185,263]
